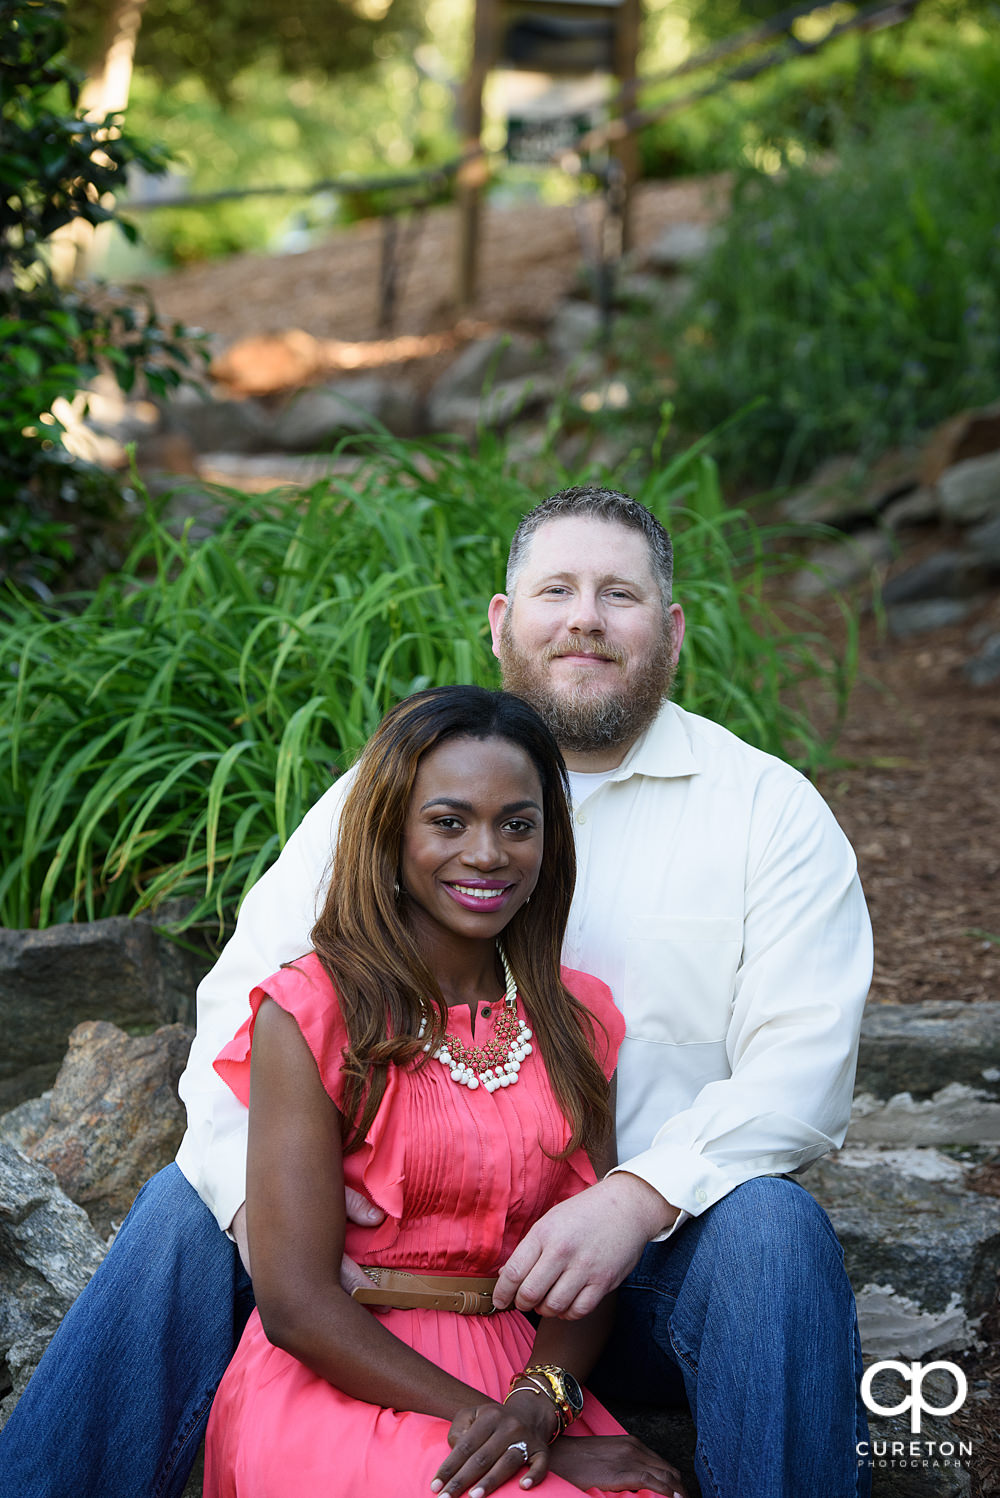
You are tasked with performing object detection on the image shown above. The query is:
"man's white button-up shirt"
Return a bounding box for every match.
[176,702,872,1240]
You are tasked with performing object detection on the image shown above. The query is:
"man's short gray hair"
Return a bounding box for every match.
[505,486,674,608]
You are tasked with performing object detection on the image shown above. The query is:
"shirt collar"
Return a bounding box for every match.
[609,701,701,783]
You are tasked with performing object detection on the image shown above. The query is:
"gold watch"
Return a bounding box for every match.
[518,1364,585,1430]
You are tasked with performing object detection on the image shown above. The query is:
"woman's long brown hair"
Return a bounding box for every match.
[310,685,612,1159]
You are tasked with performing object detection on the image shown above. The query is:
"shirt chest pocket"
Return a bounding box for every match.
[624,916,743,1045]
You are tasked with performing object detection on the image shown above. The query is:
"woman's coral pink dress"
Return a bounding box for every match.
[204,953,659,1498]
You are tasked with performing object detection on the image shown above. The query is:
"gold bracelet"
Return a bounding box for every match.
[504,1380,562,1443]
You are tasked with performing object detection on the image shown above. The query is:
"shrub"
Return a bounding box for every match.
[0,433,854,933]
[662,101,1000,484]
[0,0,206,589]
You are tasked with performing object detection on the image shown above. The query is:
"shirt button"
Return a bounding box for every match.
[481,1006,492,1018]
[576,811,587,825]
[695,1189,708,1203]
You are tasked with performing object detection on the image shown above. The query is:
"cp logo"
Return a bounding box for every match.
[861,1360,968,1434]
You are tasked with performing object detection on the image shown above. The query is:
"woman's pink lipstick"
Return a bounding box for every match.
[443,880,514,913]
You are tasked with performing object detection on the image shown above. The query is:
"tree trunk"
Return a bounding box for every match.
[51,0,150,281]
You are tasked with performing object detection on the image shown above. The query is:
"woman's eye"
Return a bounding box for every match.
[503,819,535,835]
[433,816,463,830]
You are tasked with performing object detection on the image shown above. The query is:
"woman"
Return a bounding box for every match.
[205,686,685,1498]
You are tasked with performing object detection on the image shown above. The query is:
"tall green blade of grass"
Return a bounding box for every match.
[0,433,855,934]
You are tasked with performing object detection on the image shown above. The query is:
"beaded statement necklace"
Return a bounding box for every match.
[420,945,533,1092]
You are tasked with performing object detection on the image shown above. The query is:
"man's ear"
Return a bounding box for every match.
[487,594,508,661]
[668,602,685,668]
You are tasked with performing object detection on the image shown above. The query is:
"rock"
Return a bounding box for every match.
[850,1083,1000,1147]
[851,1003,1000,1146]
[429,373,558,441]
[27,1021,193,1239]
[0,1142,106,1427]
[936,451,1000,526]
[883,485,940,532]
[430,333,546,405]
[0,913,213,1109]
[194,452,363,491]
[268,375,422,450]
[0,1092,52,1154]
[644,222,719,272]
[964,513,1000,569]
[807,1146,1000,1360]
[963,631,1000,686]
[162,387,275,456]
[886,599,974,638]
[616,271,696,318]
[856,1002,1000,1104]
[881,552,987,606]
[547,300,603,360]
[782,449,921,530]
[921,401,1000,486]
[793,529,893,597]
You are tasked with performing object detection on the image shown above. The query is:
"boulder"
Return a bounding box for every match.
[793,529,893,597]
[0,1142,106,1427]
[268,375,422,450]
[25,1021,193,1239]
[936,451,1000,526]
[881,552,987,607]
[964,513,1000,570]
[963,632,1000,686]
[547,300,603,360]
[921,401,1000,486]
[0,914,212,1109]
[886,599,975,639]
[807,1146,1000,1361]
[162,387,276,455]
[856,1003,1000,1106]
[430,333,546,405]
[429,373,558,441]
[644,222,719,272]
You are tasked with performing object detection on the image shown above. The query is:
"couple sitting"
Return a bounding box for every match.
[0,487,873,1498]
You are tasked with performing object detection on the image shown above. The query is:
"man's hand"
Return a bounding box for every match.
[549,1434,689,1497]
[231,1187,385,1287]
[492,1174,678,1318]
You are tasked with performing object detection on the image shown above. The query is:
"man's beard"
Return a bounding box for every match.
[498,618,677,754]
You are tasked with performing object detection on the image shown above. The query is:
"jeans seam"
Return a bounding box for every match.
[152,1386,216,1498]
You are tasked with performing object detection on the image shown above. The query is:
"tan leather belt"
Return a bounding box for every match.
[351,1266,498,1315]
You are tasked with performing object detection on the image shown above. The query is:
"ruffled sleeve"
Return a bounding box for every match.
[213,951,350,1111]
[560,966,624,1080]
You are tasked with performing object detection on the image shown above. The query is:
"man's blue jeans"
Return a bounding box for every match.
[0,1168,868,1498]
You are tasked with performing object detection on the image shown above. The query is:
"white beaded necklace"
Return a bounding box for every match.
[420,945,533,1091]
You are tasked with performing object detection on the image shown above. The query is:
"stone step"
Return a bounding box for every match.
[853,1002,1000,1147]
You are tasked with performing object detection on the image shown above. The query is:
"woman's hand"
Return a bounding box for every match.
[549,1433,689,1497]
[430,1392,558,1497]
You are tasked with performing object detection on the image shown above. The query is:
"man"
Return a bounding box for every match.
[0,487,872,1498]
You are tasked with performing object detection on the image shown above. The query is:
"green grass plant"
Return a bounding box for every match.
[660,93,1000,485]
[0,433,854,934]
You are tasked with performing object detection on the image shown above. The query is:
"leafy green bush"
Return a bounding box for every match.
[662,99,1000,484]
[0,0,206,587]
[0,434,853,932]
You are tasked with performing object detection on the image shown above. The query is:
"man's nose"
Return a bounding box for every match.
[564,589,603,633]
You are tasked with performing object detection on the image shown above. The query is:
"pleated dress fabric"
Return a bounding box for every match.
[204,953,659,1498]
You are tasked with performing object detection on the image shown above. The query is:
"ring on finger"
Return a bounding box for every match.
[506,1441,529,1464]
